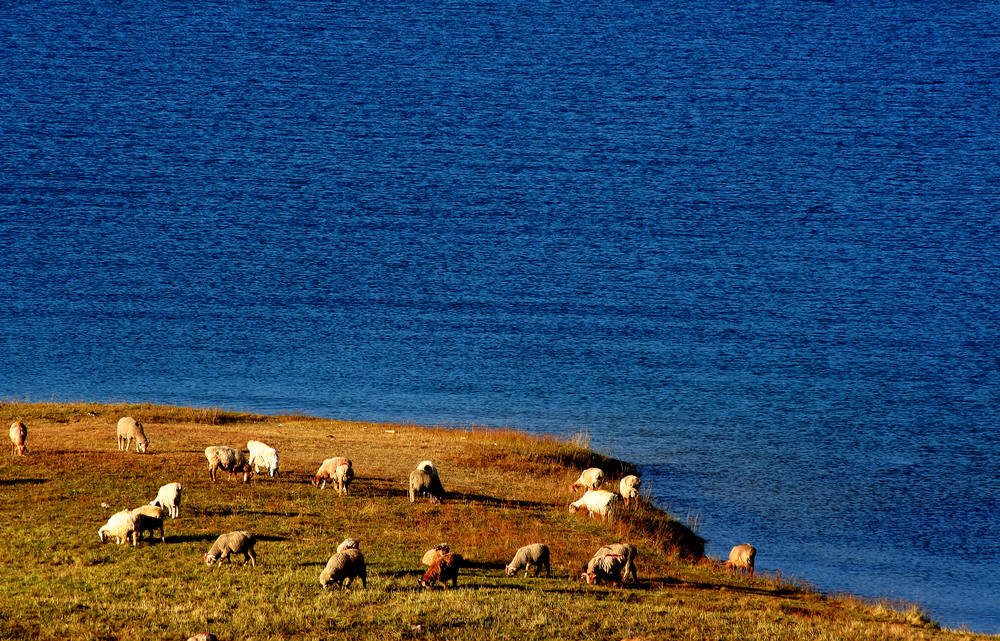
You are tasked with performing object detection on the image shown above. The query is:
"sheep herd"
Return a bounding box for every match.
[9,416,758,592]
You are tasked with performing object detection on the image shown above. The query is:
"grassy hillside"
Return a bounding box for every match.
[0,402,987,641]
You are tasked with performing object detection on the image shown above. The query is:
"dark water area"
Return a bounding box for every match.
[2,2,999,632]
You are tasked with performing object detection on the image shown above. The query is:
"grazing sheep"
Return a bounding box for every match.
[619,475,641,506]
[726,543,756,578]
[98,509,139,546]
[131,505,165,543]
[205,446,252,483]
[9,421,27,456]
[247,440,279,477]
[582,543,638,587]
[421,543,450,566]
[186,634,218,641]
[420,553,463,589]
[116,417,149,453]
[336,538,361,554]
[312,457,354,494]
[319,548,367,589]
[150,482,183,519]
[570,467,605,491]
[569,489,620,520]
[204,531,257,567]
[505,543,551,578]
[408,461,445,503]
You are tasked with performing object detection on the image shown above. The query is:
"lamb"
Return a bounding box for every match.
[312,457,353,494]
[570,467,605,491]
[408,461,445,503]
[204,531,257,567]
[420,553,463,589]
[336,538,361,553]
[582,543,638,587]
[569,489,620,520]
[619,474,641,507]
[205,446,253,483]
[247,440,279,477]
[98,509,139,546]
[131,505,165,543]
[9,421,27,456]
[505,543,551,578]
[726,543,756,578]
[319,548,367,589]
[116,417,149,453]
[150,482,183,519]
[421,543,450,566]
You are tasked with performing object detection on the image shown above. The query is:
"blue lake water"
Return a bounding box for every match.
[2,1,998,633]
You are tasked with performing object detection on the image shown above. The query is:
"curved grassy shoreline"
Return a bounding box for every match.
[0,402,988,640]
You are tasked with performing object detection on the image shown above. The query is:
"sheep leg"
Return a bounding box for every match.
[246,548,257,567]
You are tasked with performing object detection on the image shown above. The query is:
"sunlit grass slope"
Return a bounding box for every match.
[0,403,987,641]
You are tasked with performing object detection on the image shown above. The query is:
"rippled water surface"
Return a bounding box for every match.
[2,1,998,632]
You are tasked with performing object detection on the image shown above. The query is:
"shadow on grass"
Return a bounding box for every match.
[167,534,218,544]
[0,478,48,486]
[447,491,548,509]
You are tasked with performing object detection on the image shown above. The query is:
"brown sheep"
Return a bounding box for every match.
[9,421,27,456]
[420,553,463,589]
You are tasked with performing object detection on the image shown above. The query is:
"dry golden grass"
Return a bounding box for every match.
[0,402,989,641]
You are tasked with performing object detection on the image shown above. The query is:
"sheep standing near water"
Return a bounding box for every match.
[312,457,353,494]
[570,467,605,492]
[619,474,641,506]
[726,543,756,578]
[205,446,252,483]
[319,548,367,589]
[408,460,445,503]
[204,531,257,567]
[247,440,279,477]
[582,543,638,587]
[9,421,27,456]
[505,543,551,578]
[150,482,183,518]
[116,417,149,453]
[569,489,620,520]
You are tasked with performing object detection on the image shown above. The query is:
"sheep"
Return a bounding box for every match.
[186,634,218,641]
[570,467,605,491]
[336,538,360,554]
[98,509,139,546]
[319,548,367,589]
[421,543,450,566]
[204,531,257,567]
[582,543,638,587]
[116,417,148,453]
[726,543,756,578]
[9,421,27,456]
[205,446,253,483]
[312,457,353,494]
[408,461,445,503]
[131,505,165,543]
[420,553,463,589]
[150,482,183,519]
[247,440,279,477]
[505,543,551,578]
[619,475,641,506]
[569,489,620,520]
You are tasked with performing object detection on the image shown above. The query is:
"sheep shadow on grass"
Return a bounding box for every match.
[0,478,48,486]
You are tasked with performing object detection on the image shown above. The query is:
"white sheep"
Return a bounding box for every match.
[319,548,367,589]
[569,489,620,520]
[505,543,551,578]
[312,457,353,494]
[205,446,252,483]
[247,440,279,477]
[150,482,183,519]
[186,634,218,641]
[98,509,139,546]
[409,460,445,503]
[336,538,361,554]
[421,543,450,566]
[116,417,149,453]
[582,543,638,587]
[619,475,641,506]
[570,467,605,491]
[726,543,756,578]
[131,505,165,543]
[204,531,257,567]
[9,421,27,456]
